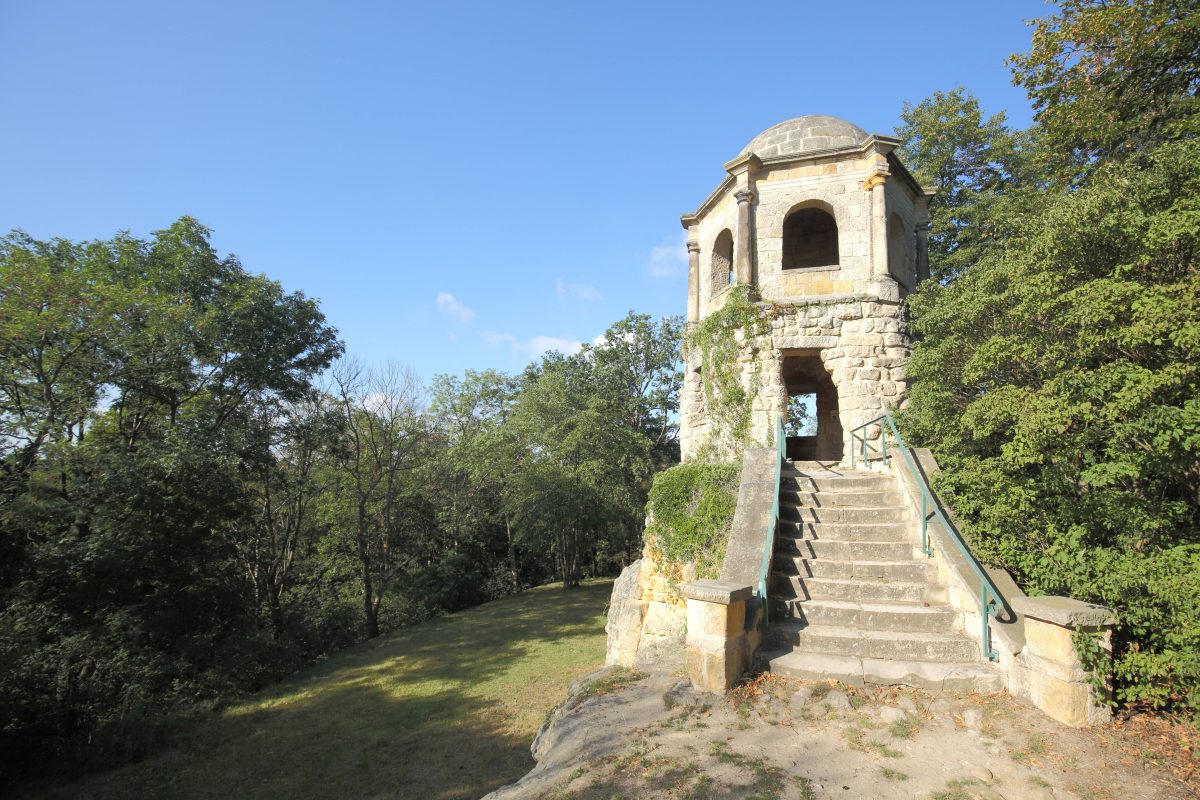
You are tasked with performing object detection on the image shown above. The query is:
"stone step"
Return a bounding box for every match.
[774,557,934,582]
[779,489,904,508]
[781,474,894,494]
[781,598,961,633]
[773,622,982,662]
[761,649,1004,693]
[776,521,913,543]
[773,575,937,604]
[778,538,916,562]
[780,506,908,524]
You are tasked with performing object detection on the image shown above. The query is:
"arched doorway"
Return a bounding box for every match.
[781,350,843,462]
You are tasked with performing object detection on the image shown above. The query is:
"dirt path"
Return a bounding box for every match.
[487,668,1198,800]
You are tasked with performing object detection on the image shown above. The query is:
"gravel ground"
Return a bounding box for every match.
[485,668,1198,800]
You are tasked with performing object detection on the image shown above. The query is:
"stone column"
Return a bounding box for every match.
[915,221,931,283]
[680,580,753,693]
[734,189,756,287]
[863,171,889,278]
[686,240,701,322]
[1008,596,1116,727]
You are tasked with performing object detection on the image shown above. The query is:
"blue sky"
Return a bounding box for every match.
[1,0,1048,380]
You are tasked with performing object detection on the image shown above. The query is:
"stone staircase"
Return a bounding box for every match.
[762,461,1002,692]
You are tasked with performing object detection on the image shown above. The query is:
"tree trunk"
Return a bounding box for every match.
[505,516,519,593]
[363,568,380,639]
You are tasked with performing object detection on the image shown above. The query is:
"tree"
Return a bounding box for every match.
[326,361,428,638]
[580,312,684,466]
[0,219,343,777]
[427,369,524,594]
[902,137,1200,715]
[1009,0,1200,173]
[230,394,340,638]
[507,355,653,587]
[895,88,1028,280]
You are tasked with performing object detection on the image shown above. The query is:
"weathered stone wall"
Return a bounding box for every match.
[680,296,910,462]
[604,536,693,669]
[753,156,873,300]
[680,116,927,463]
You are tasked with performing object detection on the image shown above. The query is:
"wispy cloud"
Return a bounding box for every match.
[649,230,688,278]
[555,278,603,302]
[436,292,476,324]
[483,330,583,359]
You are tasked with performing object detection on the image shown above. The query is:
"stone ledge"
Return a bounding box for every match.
[680,580,753,605]
[1011,595,1116,628]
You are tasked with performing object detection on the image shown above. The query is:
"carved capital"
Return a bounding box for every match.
[734,189,756,205]
[686,240,701,254]
[862,171,888,191]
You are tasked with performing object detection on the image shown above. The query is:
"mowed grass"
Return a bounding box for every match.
[31,580,614,800]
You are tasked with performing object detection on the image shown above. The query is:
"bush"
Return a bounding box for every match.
[903,139,1200,719]
[645,461,740,578]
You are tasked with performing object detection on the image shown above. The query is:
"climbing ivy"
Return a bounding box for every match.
[1071,627,1115,712]
[645,461,740,579]
[684,286,776,456]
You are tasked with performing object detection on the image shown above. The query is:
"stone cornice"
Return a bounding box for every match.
[681,132,932,223]
[885,151,932,199]
[681,174,737,226]
[721,152,762,176]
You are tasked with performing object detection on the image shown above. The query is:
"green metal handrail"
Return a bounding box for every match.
[756,414,786,625]
[850,413,1005,662]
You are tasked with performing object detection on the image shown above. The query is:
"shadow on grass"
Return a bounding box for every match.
[28,581,614,800]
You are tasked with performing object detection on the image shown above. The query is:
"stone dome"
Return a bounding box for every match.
[739,115,869,159]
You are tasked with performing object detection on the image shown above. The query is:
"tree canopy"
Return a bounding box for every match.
[0,220,684,784]
[899,0,1200,718]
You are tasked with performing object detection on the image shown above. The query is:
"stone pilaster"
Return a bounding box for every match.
[863,170,889,278]
[915,221,931,283]
[734,189,756,286]
[686,240,701,322]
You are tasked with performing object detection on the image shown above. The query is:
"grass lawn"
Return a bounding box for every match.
[30,579,613,800]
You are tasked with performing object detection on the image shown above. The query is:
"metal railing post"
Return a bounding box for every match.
[921,491,929,556]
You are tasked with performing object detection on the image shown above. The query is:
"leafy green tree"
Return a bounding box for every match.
[427,369,524,594]
[903,137,1200,715]
[580,312,684,466]
[506,350,657,587]
[230,394,341,638]
[1010,0,1200,171]
[895,88,1028,280]
[0,219,342,777]
[326,361,429,638]
[902,1,1200,717]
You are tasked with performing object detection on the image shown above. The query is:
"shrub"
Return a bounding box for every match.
[645,461,740,578]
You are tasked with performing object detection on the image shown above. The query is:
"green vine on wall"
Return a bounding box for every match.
[1071,627,1115,710]
[645,461,740,579]
[684,286,776,456]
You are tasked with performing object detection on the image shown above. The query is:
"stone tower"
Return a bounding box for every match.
[679,115,934,462]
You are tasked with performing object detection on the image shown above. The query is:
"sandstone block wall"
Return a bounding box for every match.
[680,296,910,462]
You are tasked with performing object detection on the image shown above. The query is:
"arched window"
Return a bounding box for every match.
[710,229,734,291]
[888,213,912,286]
[782,206,838,269]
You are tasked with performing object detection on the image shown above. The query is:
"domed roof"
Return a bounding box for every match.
[739,115,869,159]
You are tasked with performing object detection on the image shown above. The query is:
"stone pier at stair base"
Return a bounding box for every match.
[1008,595,1116,727]
[680,580,754,693]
